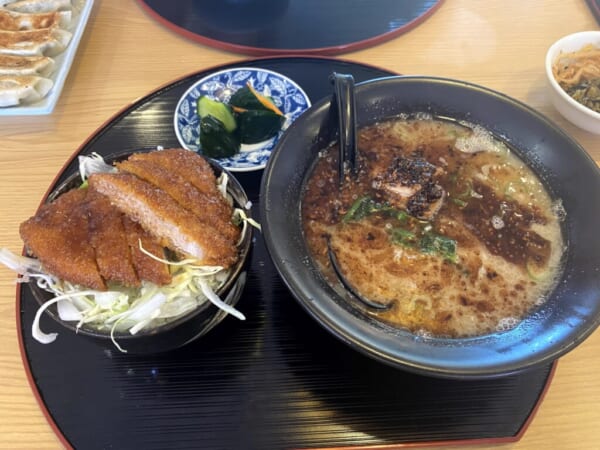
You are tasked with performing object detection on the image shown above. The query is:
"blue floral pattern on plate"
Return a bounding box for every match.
[174,67,311,172]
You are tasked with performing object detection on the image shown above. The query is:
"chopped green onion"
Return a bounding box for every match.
[343,196,374,222]
[451,197,468,207]
[388,228,458,263]
[390,228,418,247]
[419,233,458,263]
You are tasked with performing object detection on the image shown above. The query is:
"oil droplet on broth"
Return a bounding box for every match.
[496,317,519,332]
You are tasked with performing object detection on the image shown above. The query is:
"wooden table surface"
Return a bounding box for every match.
[0,1,598,448]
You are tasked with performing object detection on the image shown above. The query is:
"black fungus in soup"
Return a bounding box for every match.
[301,117,565,338]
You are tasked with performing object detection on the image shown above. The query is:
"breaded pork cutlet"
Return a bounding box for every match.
[89,172,239,268]
[19,188,106,290]
[116,158,240,242]
[128,149,227,201]
[86,192,139,287]
[121,216,172,286]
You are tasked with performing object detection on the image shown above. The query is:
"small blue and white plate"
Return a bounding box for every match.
[174,67,311,172]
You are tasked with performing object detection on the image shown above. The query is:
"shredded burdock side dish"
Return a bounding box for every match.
[552,43,600,113]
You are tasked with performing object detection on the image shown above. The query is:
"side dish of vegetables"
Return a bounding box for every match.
[198,83,285,158]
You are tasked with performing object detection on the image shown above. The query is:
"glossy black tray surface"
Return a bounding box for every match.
[19,57,554,450]
[137,0,443,55]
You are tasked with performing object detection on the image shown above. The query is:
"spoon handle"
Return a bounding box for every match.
[330,72,357,184]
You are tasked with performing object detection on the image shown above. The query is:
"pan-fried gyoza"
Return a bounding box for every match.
[0,0,76,106]
[0,9,71,30]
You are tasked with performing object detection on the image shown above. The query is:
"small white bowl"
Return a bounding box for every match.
[545,31,600,134]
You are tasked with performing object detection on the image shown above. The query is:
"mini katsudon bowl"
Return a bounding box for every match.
[261,75,600,379]
[12,148,254,354]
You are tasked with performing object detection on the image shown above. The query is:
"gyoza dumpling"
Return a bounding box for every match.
[0,54,54,76]
[0,0,72,13]
[0,74,53,106]
[0,27,72,56]
[0,10,71,31]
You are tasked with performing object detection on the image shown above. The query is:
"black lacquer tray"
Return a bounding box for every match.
[18,57,555,450]
[136,0,443,56]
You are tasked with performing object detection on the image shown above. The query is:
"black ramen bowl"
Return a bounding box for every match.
[29,149,253,354]
[260,75,600,379]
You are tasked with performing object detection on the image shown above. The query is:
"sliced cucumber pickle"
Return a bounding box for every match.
[229,85,283,115]
[197,96,237,133]
[236,109,285,144]
[199,115,240,158]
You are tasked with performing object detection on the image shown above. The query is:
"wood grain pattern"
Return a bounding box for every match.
[0,1,598,449]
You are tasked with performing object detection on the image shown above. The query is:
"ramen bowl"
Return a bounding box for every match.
[28,149,253,354]
[545,31,600,134]
[260,75,600,379]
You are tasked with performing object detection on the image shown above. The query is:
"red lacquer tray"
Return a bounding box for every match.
[136,0,444,55]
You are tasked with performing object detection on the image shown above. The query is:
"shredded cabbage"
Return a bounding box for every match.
[1,246,244,352]
[78,152,116,180]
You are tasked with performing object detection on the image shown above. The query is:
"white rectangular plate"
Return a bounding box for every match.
[0,0,94,116]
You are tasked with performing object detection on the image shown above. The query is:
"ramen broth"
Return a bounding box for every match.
[301,117,564,337]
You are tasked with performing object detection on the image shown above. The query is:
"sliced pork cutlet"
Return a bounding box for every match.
[116,158,240,243]
[88,172,239,268]
[121,216,172,286]
[86,191,139,287]
[127,148,227,202]
[19,188,106,290]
